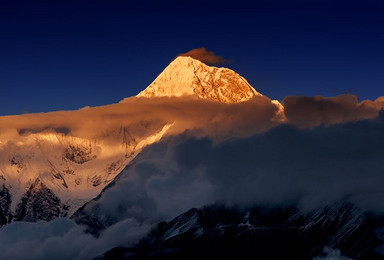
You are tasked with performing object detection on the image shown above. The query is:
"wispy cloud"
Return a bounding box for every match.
[0,218,150,259]
[283,94,384,127]
[178,47,227,65]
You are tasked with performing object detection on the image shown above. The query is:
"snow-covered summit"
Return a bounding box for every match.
[137,56,262,103]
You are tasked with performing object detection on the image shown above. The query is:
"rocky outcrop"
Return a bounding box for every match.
[14,179,68,222]
[0,185,12,226]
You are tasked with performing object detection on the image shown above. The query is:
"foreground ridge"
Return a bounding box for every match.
[97,203,382,260]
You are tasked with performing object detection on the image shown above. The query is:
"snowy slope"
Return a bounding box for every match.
[136,56,261,103]
[134,56,285,120]
[0,124,171,219]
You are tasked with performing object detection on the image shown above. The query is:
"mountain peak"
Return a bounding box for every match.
[136,56,262,103]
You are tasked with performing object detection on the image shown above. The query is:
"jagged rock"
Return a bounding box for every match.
[72,206,116,237]
[0,185,11,226]
[14,179,68,222]
[63,144,96,164]
[71,159,141,236]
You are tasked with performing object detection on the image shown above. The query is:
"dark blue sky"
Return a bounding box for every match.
[1,0,383,115]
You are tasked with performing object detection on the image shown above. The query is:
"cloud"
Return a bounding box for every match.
[313,247,353,260]
[2,106,384,258]
[2,94,382,150]
[178,47,227,65]
[283,94,384,127]
[74,115,384,237]
[0,96,282,145]
[0,218,150,260]
[2,93,384,257]
[18,126,71,135]
[1,93,383,149]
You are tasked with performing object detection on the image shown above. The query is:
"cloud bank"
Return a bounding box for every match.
[283,94,384,127]
[74,115,384,235]
[2,103,384,258]
[0,218,150,260]
[1,94,383,150]
[0,96,282,146]
[1,93,384,258]
[1,94,383,148]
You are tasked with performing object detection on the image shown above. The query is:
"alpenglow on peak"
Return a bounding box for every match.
[136,56,262,103]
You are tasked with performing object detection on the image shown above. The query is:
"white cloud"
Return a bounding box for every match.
[313,247,353,260]
[0,218,150,260]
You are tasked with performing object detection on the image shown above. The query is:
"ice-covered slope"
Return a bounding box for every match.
[0,123,171,220]
[136,56,262,103]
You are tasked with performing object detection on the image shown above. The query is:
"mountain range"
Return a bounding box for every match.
[0,56,384,259]
[0,56,283,223]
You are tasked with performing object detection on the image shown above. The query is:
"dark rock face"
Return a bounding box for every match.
[71,204,114,237]
[14,179,68,222]
[0,185,12,226]
[63,144,96,164]
[97,203,384,260]
[71,160,139,236]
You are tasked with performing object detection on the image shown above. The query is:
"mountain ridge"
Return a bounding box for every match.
[135,56,263,103]
[96,203,383,259]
